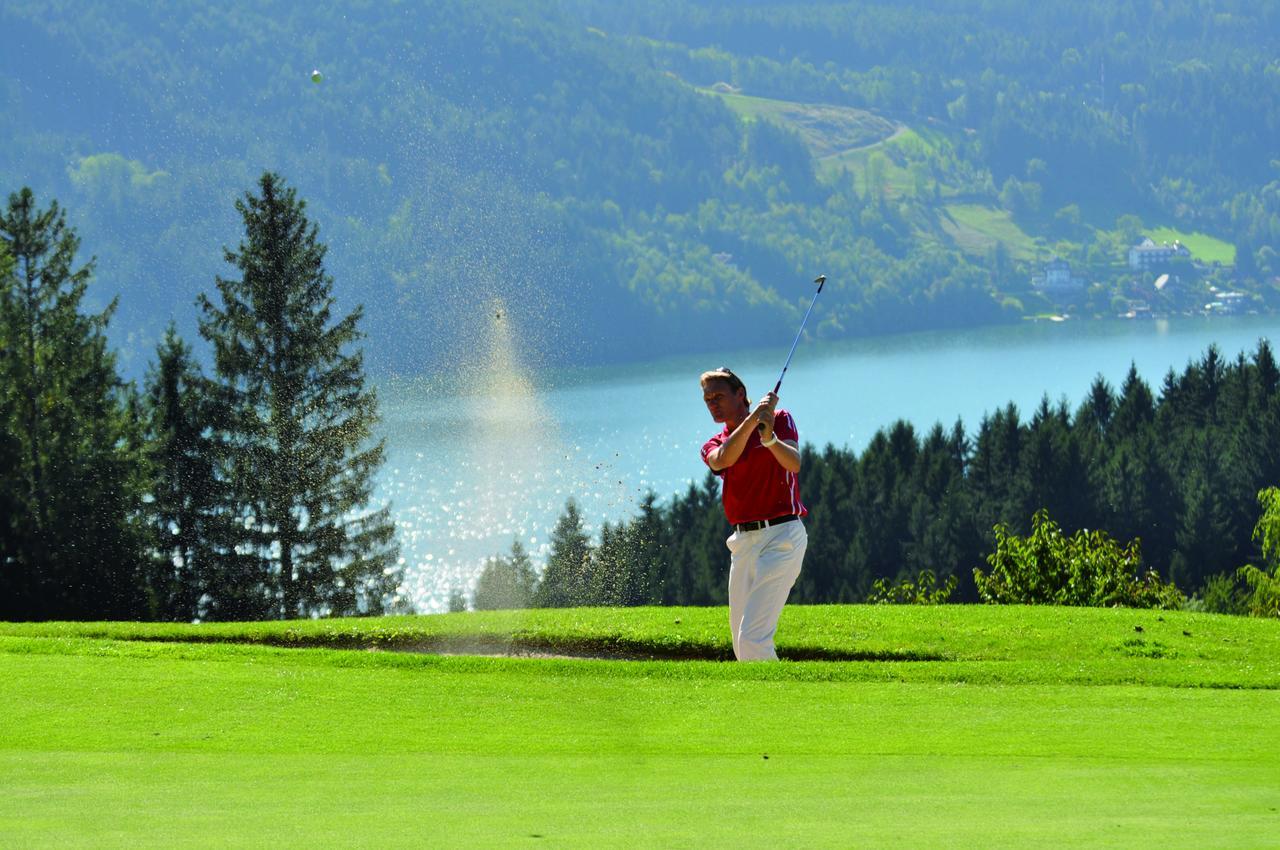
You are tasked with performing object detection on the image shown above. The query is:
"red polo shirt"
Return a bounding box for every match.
[701,409,807,526]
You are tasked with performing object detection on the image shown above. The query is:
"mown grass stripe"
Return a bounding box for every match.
[3,605,1277,689]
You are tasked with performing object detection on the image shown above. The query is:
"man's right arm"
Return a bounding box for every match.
[704,406,766,471]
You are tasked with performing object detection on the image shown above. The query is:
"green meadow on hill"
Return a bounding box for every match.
[1144,228,1238,266]
[701,88,901,158]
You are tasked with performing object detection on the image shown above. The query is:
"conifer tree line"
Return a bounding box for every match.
[6,174,1278,620]
[487,341,1280,611]
[0,175,402,621]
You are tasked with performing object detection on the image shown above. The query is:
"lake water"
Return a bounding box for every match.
[377,315,1280,612]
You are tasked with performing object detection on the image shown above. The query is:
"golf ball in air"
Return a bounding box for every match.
[311,69,323,84]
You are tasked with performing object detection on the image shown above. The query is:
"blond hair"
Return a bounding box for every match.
[700,366,750,406]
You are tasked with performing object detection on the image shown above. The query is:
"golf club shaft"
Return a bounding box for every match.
[771,278,825,395]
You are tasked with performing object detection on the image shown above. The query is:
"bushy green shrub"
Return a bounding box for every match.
[1237,487,1280,618]
[974,509,1184,608]
[868,569,957,605]
[1197,572,1248,615]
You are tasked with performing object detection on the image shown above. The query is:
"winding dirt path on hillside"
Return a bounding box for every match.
[817,121,910,162]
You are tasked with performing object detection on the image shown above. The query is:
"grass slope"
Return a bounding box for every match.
[1145,227,1237,265]
[816,125,936,186]
[699,88,899,158]
[3,606,1279,848]
[940,203,1041,261]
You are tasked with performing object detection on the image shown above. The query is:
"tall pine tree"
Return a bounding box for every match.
[0,188,147,620]
[143,324,222,620]
[0,247,24,589]
[197,173,400,619]
[534,498,592,608]
[622,491,668,605]
[473,539,538,611]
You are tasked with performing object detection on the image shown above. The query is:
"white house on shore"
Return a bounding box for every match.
[1128,237,1191,270]
[1032,256,1085,297]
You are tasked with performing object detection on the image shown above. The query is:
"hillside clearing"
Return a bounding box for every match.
[941,203,1041,260]
[1145,227,1237,265]
[699,88,900,158]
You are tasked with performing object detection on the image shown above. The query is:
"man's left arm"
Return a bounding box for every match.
[761,409,801,473]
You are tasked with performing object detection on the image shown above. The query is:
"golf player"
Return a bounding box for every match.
[700,367,807,661]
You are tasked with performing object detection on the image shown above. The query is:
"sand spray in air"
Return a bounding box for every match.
[462,296,560,553]
[382,289,642,613]
[450,299,642,606]
[348,63,640,612]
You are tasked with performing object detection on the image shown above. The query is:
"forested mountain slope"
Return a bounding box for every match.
[2,1,1276,374]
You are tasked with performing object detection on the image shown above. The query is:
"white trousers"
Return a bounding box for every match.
[726,519,807,661]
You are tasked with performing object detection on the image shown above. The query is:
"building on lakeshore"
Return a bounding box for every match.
[1204,289,1248,315]
[1128,237,1191,270]
[1031,256,1085,299]
[1118,299,1153,319]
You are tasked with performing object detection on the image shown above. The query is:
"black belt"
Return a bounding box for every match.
[733,514,799,534]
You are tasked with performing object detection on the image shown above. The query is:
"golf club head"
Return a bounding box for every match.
[814,274,826,292]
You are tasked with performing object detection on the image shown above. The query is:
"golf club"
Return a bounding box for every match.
[770,274,826,396]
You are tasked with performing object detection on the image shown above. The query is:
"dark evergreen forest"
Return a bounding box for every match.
[513,341,1280,610]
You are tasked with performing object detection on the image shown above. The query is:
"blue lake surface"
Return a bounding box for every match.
[376,315,1280,612]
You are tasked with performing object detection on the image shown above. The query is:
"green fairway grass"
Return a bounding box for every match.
[1144,227,1237,265]
[3,605,1280,686]
[3,607,1279,847]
